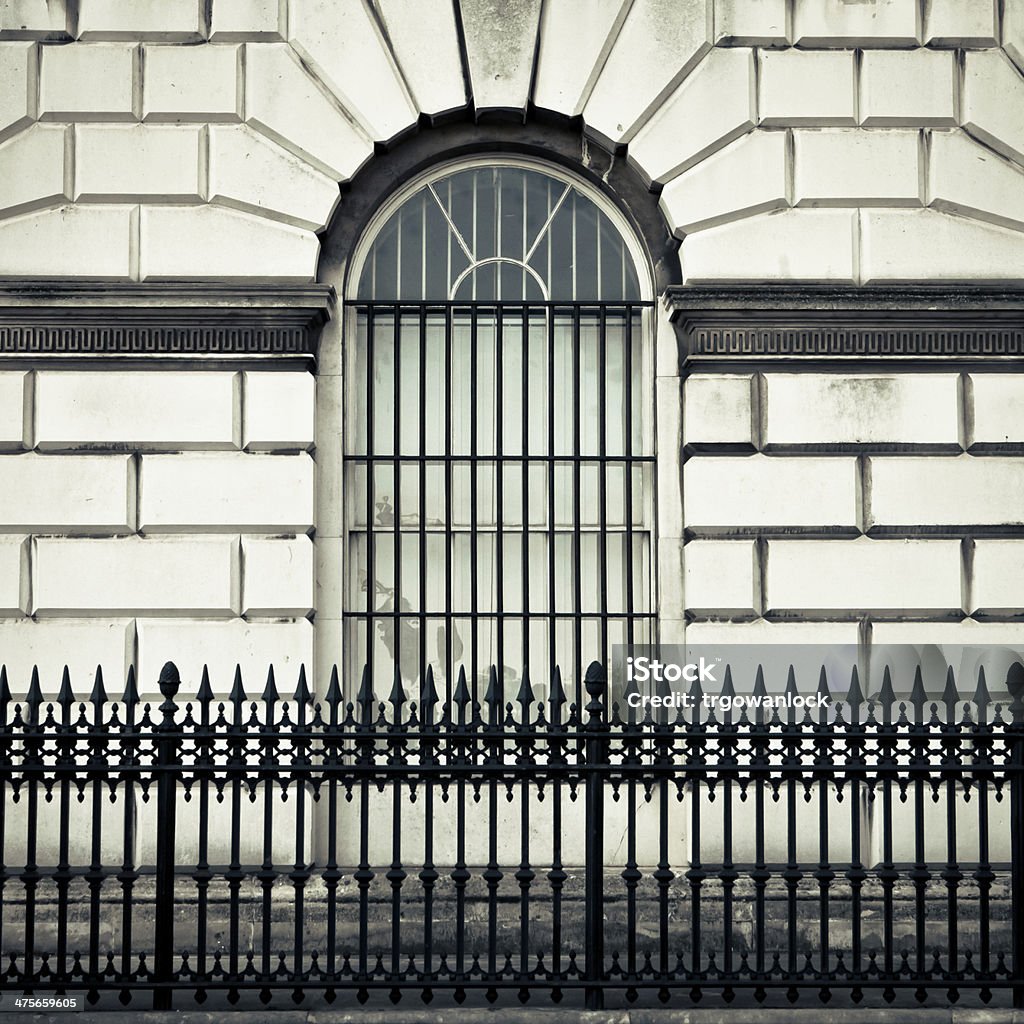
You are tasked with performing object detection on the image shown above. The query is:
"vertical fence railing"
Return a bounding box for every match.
[0,659,1022,1009]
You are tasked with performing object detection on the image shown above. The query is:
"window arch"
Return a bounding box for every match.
[344,158,655,705]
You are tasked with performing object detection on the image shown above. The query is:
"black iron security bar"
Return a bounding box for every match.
[0,660,1022,1011]
[343,300,656,710]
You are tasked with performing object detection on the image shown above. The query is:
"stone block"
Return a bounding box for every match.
[77,0,203,39]
[33,536,238,615]
[713,0,788,45]
[759,50,856,127]
[970,374,1024,450]
[142,43,239,122]
[683,455,859,533]
[683,373,756,451]
[869,620,1024,698]
[683,619,862,692]
[242,371,314,450]
[460,0,540,112]
[288,0,415,141]
[242,536,313,615]
[0,204,132,277]
[0,372,27,449]
[684,539,758,615]
[793,0,920,46]
[924,0,997,46]
[0,42,36,141]
[0,619,132,696]
[682,209,856,283]
[138,205,318,281]
[860,49,956,127]
[136,618,312,697]
[869,455,1024,529]
[210,0,283,41]
[660,126,786,235]
[0,453,133,531]
[0,123,66,216]
[972,540,1024,616]
[74,123,202,200]
[533,0,630,115]
[963,50,1024,166]
[1008,0,1024,74]
[208,124,339,231]
[583,0,711,144]
[35,370,237,449]
[860,209,1024,282]
[374,0,463,116]
[763,373,961,450]
[139,453,313,531]
[244,43,372,181]
[928,130,1024,231]
[766,538,962,616]
[793,128,920,206]
[0,536,27,614]
[0,0,69,38]
[629,47,754,185]
[39,41,135,121]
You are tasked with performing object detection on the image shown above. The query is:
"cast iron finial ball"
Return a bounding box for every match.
[158,661,181,701]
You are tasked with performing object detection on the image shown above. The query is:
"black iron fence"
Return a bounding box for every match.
[0,659,1022,1010]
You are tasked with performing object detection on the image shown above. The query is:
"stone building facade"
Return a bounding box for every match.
[0,0,1022,707]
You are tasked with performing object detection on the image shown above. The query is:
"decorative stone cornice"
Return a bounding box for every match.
[0,284,335,360]
[667,286,1024,364]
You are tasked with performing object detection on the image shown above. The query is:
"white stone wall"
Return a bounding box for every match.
[0,368,315,695]
[1,0,1024,281]
[681,371,1024,692]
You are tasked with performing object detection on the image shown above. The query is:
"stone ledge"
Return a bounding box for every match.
[668,286,1024,363]
[0,283,334,359]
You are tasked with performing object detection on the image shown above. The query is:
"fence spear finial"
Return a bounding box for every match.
[89,666,107,712]
[0,666,9,722]
[941,666,960,721]
[389,666,406,714]
[845,665,864,715]
[229,665,246,709]
[196,665,214,704]
[121,665,139,711]
[57,665,75,715]
[25,666,43,724]
[516,667,534,709]
[419,664,438,717]
[909,665,927,721]
[293,665,312,706]
[261,666,279,705]
[879,666,895,724]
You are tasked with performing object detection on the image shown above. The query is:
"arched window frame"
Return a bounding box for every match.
[333,155,665,705]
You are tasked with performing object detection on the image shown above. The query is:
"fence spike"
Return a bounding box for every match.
[878,666,895,707]
[909,665,927,718]
[121,665,139,710]
[752,665,767,699]
[261,666,280,705]
[941,666,960,718]
[389,666,407,711]
[229,665,247,707]
[516,668,535,708]
[784,665,799,698]
[484,665,503,718]
[816,665,831,702]
[196,665,214,704]
[720,665,735,699]
[26,666,43,720]
[453,665,471,709]
[0,666,9,719]
[89,666,107,710]
[293,665,312,706]
[548,665,566,709]
[356,664,374,713]
[325,665,342,709]
[419,664,438,713]
[845,665,864,713]
[972,665,990,708]
[57,666,75,712]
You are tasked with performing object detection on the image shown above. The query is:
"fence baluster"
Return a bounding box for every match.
[584,660,607,1010]
[1009,662,1024,1010]
[153,661,180,1011]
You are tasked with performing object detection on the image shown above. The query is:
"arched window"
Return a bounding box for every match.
[345,159,654,704]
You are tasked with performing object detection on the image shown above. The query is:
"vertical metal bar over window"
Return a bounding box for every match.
[344,160,655,697]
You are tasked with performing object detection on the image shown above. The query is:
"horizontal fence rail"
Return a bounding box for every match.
[0,659,1022,1011]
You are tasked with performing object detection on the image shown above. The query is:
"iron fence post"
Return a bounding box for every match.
[153,662,180,1011]
[1010,663,1024,1010]
[584,661,607,1011]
